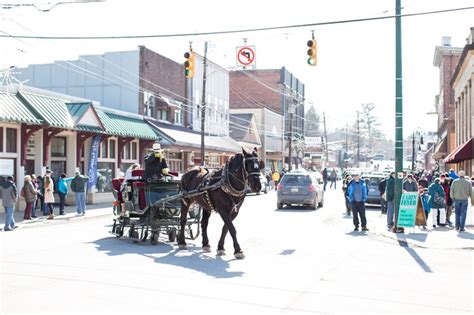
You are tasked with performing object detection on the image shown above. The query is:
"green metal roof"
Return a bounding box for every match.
[67,103,90,123]
[0,91,43,124]
[19,91,75,129]
[95,107,159,140]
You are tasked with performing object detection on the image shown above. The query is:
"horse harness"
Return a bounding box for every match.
[181,156,261,213]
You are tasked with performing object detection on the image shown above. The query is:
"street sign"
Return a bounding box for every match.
[397,192,418,228]
[236,46,256,67]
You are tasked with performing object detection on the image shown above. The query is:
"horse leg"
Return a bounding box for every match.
[201,208,212,252]
[217,211,244,259]
[217,211,238,256]
[178,200,189,249]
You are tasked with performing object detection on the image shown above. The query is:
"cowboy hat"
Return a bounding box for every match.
[152,143,164,151]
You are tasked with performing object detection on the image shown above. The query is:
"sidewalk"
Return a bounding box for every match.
[368,210,474,250]
[0,202,113,231]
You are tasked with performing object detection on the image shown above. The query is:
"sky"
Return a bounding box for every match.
[0,0,473,140]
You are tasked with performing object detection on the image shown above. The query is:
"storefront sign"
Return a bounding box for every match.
[0,159,14,176]
[87,135,101,189]
[397,192,418,228]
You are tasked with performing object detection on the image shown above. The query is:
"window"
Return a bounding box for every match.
[123,142,131,159]
[0,127,3,152]
[100,140,108,158]
[6,128,17,153]
[157,109,168,121]
[144,91,155,118]
[174,107,182,125]
[131,142,137,160]
[109,139,116,159]
[51,137,66,157]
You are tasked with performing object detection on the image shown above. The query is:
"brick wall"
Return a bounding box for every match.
[442,54,461,119]
[138,46,185,117]
[229,70,282,114]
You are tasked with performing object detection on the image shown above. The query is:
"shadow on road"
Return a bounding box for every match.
[457,231,474,240]
[151,248,245,279]
[397,239,432,273]
[90,237,244,279]
[274,206,317,212]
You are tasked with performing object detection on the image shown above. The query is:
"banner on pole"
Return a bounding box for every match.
[87,135,101,190]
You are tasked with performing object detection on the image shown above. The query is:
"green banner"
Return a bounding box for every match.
[397,192,419,228]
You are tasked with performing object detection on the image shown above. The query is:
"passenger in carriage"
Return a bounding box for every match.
[121,163,141,192]
[143,143,170,182]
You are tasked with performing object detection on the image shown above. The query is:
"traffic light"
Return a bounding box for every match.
[307,39,317,66]
[184,51,194,78]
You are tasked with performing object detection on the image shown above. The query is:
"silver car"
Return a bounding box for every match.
[277,171,324,209]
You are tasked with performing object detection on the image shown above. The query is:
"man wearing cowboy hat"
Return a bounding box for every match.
[143,143,169,181]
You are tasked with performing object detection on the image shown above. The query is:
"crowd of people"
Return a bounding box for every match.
[342,168,473,232]
[1,169,90,231]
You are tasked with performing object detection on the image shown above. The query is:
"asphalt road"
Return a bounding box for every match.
[1,187,472,314]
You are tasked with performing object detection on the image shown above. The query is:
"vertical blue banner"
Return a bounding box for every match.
[87,135,101,190]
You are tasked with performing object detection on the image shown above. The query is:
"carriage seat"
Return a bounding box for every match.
[133,181,146,210]
[131,169,145,178]
[112,177,124,201]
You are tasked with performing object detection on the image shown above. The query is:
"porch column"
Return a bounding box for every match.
[43,128,62,167]
[20,124,42,166]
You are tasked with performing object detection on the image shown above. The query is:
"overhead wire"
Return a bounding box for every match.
[0,6,473,39]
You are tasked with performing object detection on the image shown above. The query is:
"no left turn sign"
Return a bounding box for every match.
[236,46,256,67]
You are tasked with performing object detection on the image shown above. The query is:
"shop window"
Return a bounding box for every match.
[51,161,66,180]
[0,127,3,152]
[6,128,17,153]
[51,137,66,157]
[96,162,115,192]
[131,142,137,160]
[109,139,116,159]
[123,142,131,160]
[100,140,108,158]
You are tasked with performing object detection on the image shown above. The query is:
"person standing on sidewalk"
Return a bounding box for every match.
[36,175,47,216]
[71,171,89,216]
[1,176,18,231]
[44,171,55,220]
[342,175,353,216]
[402,174,418,192]
[441,176,454,225]
[57,173,73,215]
[272,170,280,191]
[30,174,39,218]
[378,177,387,214]
[428,178,446,228]
[385,172,395,229]
[450,170,472,232]
[348,173,369,232]
[21,175,37,220]
[322,168,328,191]
[329,168,337,189]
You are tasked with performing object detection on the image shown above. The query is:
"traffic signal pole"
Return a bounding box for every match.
[200,42,208,166]
[393,0,404,233]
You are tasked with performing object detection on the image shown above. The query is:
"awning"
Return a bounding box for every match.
[146,119,241,153]
[443,138,473,164]
[433,136,448,160]
[0,90,43,125]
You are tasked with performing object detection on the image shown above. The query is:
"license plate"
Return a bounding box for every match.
[291,188,299,193]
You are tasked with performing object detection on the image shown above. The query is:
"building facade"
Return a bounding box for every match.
[448,28,474,175]
[229,67,305,170]
[432,37,463,171]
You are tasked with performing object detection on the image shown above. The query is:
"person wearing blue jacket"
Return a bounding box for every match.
[57,173,73,215]
[428,178,446,228]
[348,173,369,232]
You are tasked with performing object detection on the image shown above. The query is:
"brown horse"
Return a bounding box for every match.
[178,148,264,259]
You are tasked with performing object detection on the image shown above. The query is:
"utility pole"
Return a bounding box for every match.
[345,123,348,153]
[357,111,360,166]
[288,103,295,171]
[323,112,328,165]
[411,132,415,171]
[200,41,208,166]
[394,0,404,233]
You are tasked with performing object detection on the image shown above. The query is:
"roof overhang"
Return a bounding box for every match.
[443,138,473,164]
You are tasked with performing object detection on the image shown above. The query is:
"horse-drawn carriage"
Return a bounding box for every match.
[110,169,202,244]
[110,148,265,259]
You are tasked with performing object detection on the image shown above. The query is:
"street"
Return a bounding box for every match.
[1,187,473,314]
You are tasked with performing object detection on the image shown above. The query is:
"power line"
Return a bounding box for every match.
[0,6,473,39]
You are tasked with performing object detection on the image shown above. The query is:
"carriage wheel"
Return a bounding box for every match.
[151,232,159,245]
[168,228,177,242]
[140,226,149,242]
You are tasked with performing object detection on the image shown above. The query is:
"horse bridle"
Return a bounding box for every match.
[222,154,261,197]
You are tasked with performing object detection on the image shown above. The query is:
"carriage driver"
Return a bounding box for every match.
[143,143,170,181]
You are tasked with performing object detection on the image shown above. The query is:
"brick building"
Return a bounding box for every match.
[432,37,463,171]
[229,67,305,170]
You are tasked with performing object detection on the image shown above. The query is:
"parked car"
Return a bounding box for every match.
[246,174,270,195]
[361,174,387,205]
[277,170,324,209]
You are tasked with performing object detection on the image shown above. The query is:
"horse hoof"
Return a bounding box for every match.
[202,246,211,253]
[178,244,187,250]
[216,249,226,256]
[234,252,245,259]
